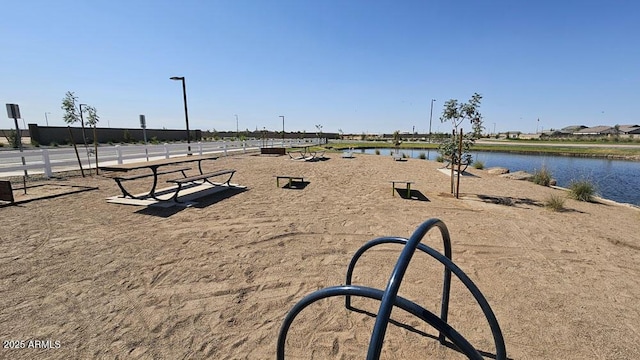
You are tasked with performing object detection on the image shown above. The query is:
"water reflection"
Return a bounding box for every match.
[359,148,640,206]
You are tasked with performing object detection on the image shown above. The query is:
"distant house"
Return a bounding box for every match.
[574,126,615,135]
[502,131,522,139]
[561,125,587,134]
[618,125,640,134]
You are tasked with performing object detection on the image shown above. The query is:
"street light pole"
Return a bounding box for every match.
[428,99,436,143]
[170,76,191,155]
[279,115,285,145]
[44,112,51,126]
[235,114,239,138]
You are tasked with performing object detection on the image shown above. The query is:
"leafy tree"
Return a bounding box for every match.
[392,130,401,146]
[123,129,133,143]
[84,105,99,127]
[315,124,323,144]
[440,92,483,138]
[61,91,81,125]
[438,93,483,167]
[2,129,19,148]
[613,124,621,141]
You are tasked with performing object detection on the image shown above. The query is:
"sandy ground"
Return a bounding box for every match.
[1,151,639,359]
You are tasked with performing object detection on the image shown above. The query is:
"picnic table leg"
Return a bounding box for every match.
[392,182,395,197]
[149,167,160,199]
[114,178,136,199]
[289,178,293,188]
[406,183,411,198]
[276,177,280,187]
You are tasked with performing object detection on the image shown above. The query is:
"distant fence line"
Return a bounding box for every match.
[15,125,339,146]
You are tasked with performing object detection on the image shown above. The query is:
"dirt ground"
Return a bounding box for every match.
[1,152,639,359]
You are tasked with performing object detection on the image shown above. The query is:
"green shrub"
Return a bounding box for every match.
[123,129,133,143]
[375,149,380,155]
[436,155,444,162]
[568,180,595,202]
[50,142,59,147]
[532,167,552,186]
[473,160,484,169]
[418,152,426,160]
[31,139,40,147]
[3,129,19,148]
[545,194,565,211]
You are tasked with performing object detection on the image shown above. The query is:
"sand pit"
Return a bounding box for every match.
[1,152,639,359]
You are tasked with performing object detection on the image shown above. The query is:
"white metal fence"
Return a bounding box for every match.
[0,141,253,178]
[0,138,316,178]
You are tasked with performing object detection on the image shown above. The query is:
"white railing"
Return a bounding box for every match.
[0,141,259,178]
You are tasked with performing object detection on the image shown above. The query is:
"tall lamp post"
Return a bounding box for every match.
[428,99,436,143]
[279,115,285,145]
[170,76,191,155]
[44,112,51,126]
[235,114,239,138]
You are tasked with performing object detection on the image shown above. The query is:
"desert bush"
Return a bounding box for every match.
[532,167,552,186]
[473,160,484,169]
[436,155,444,162]
[3,129,19,148]
[568,180,595,202]
[375,149,380,155]
[123,129,133,143]
[50,141,59,147]
[419,152,426,160]
[545,194,565,211]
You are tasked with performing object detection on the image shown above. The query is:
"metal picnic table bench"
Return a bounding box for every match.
[99,154,235,202]
[276,175,305,189]
[390,180,414,197]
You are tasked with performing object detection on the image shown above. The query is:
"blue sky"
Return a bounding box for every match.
[1,0,638,134]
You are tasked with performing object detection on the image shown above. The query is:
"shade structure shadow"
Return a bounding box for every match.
[281,181,309,190]
[135,186,248,217]
[395,188,429,201]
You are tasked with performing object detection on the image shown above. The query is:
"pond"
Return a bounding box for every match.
[357,148,640,206]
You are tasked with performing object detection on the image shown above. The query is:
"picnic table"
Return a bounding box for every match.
[288,144,323,161]
[99,154,235,202]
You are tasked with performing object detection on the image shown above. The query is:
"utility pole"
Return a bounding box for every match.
[428,99,436,143]
[279,115,285,145]
[235,114,239,138]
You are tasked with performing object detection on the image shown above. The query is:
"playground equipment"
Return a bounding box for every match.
[277,218,506,359]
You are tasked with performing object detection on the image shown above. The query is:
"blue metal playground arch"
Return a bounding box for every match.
[277,218,507,359]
